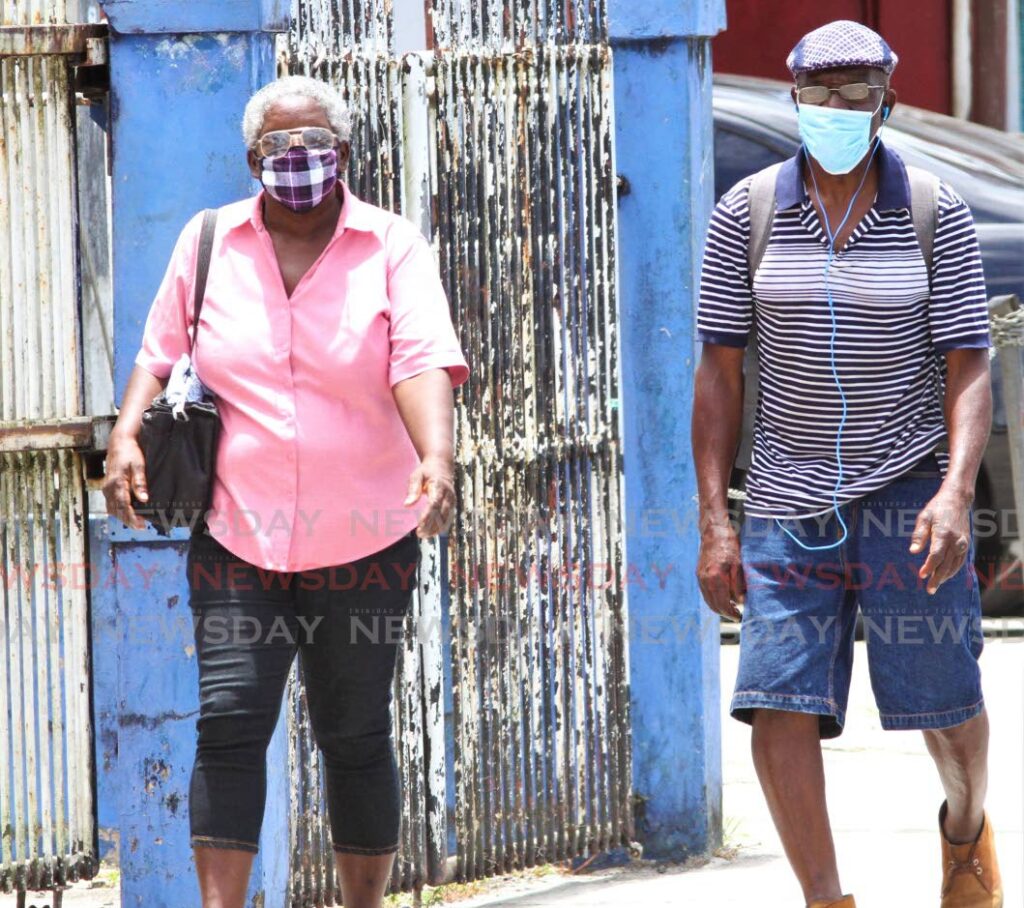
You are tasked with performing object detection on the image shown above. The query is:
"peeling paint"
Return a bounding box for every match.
[149,34,251,94]
[282,0,630,897]
[118,709,199,730]
[153,35,205,62]
[162,793,183,817]
[433,4,631,882]
[142,758,172,796]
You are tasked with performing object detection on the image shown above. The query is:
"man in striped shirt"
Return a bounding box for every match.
[693,21,1002,908]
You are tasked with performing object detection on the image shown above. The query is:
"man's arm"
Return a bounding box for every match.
[910,348,992,593]
[693,343,747,620]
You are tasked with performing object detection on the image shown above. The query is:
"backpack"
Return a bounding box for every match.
[734,161,941,470]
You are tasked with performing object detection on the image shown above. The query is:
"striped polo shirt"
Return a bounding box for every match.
[698,143,991,519]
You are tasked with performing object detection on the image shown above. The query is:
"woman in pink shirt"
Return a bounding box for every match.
[102,75,468,908]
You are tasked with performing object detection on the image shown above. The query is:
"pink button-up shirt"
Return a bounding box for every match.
[135,181,469,571]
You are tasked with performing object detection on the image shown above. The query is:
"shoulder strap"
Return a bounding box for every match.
[747,162,783,281]
[735,164,780,471]
[190,209,219,356]
[906,165,939,289]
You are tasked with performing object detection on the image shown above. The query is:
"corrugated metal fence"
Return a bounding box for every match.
[0,1,98,895]
[282,0,630,900]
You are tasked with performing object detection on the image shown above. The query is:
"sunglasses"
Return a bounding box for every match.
[795,83,886,105]
[254,127,340,159]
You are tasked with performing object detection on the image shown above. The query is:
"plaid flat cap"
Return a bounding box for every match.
[787,20,898,76]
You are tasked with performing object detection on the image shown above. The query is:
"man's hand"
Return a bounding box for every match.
[909,488,972,595]
[404,455,455,538]
[102,434,149,530]
[697,523,746,621]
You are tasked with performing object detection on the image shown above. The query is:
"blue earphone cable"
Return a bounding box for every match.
[775,137,882,552]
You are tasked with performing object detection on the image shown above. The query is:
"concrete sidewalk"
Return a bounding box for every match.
[37,637,1023,908]
[453,637,1024,907]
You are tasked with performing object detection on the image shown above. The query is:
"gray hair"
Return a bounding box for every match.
[242,75,352,148]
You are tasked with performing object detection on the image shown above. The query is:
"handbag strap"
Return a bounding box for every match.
[190,209,219,357]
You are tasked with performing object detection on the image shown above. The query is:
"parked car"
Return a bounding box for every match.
[712,74,1024,615]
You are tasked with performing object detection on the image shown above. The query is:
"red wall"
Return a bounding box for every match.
[713,0,953,115]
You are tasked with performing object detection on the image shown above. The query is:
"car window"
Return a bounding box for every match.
[714,125,788,202]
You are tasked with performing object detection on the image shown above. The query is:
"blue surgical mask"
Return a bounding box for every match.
[796,102,884,175]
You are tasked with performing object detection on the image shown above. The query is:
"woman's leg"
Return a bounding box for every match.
[296,532,420,908]
[193,848,256,908]
[333,852,396,908]
[187,532,299,908]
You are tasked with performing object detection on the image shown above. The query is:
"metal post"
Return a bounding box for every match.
[607,0,727,860]
[402,51,450,885]
[92,2,288,905]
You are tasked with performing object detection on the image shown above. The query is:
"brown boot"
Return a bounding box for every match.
[807,898,856,908]
[940,802,1003,907]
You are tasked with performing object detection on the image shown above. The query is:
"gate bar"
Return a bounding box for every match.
[0,417,110,453]
[0,25,107,58]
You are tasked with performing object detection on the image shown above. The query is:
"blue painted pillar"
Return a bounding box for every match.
[608,0,727,859]
[93,2,288,906]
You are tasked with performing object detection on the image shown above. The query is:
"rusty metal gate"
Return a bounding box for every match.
[0,2,106,896]
[282,0,630,900]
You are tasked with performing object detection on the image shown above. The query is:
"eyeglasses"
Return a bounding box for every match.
[254,127,340,159]
[795,83,885,106]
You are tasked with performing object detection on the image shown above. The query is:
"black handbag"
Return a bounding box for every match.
[133,209,221,536]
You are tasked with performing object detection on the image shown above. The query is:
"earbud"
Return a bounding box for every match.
[882,105,890,121]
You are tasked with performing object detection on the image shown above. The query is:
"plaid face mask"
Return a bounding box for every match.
[260,147,339,212]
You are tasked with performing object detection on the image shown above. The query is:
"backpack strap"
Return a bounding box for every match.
[747,162,783,279]
[906,164,940,291]
[735,164,781,471]
[190,209,219,357]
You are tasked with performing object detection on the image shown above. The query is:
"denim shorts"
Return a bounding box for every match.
[732,455,985,738]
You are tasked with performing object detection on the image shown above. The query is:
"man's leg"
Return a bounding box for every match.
[752,710,844,904]
[924,709,989,844]
[926,711,1001,907]
[856,467,999,905]
[733,510,858,905]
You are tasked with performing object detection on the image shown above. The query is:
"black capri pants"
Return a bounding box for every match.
[186,527,419,855]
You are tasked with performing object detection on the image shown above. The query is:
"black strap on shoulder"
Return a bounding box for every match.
[190,209,219,356]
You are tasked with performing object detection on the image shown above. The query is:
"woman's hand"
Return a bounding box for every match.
[393,369,457,538]
[404,455,455,538]
[102,365,166,530]
[102,432,149,530]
